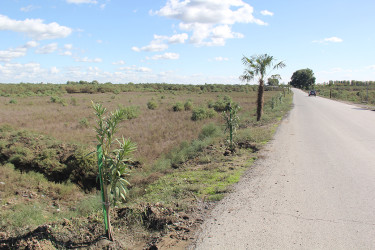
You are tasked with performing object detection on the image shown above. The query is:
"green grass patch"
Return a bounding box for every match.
[139,165,247,207]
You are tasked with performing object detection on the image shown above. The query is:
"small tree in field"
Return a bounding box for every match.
[240,54,286,121]
[92,102,137,241]
[223,102,240,152]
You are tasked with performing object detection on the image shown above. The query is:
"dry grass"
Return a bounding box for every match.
[0,91,276,165]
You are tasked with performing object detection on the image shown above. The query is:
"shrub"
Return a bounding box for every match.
[147,100,158,110]
[213,95,232,112]
[50,96,67,106]
[9,99,17,104]
[191,107,216,121]
[184,100,193,111]
[172,102,183,112]
[118,104,140,119]
[199,123,221,140]
[78,118,90,128]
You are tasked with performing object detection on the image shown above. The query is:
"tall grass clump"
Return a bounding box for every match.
[191,106,216,121]
[184,100,193,111]
[172,102,184,112]
[50,95,67,106]
[118,104,140,119]
[147,100,158,110]
[198,123,221,140]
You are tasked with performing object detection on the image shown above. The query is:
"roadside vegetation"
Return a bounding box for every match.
[0,83,292,249]
[314,81,375,105]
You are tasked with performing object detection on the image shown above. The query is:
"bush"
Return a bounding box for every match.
[191,107,216,121]
[172,102,183,112]
[9,99,17,104]
[118,104,140,119]
[50,96,67,106]
[184,100,193,111]
[199,123,221,140]
[147,100,158,110]
[213,95,232,112]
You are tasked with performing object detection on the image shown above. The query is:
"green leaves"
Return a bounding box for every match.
[240,54,286,83]
[93,102,137,205]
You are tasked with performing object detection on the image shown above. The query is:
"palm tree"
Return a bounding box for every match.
[240,54,286,121]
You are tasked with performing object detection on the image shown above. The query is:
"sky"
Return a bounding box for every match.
[0,0,375,85]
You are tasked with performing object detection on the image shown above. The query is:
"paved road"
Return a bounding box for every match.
[193,88,375,249]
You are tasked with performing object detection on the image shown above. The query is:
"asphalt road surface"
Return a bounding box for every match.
[192,88,375,249]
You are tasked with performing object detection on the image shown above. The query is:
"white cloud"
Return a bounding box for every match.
[214,56,229,61]
[0,47,27,62]
[325,37,343,43]
[119,65,152,73]
[0,62,47,81]
[0,15,72,40]
[132,43,169,52]
[50,66,59,74]
[367,65,375,70]
[261,10,274,16]
[61,51,73,56]
[64,44,73,50]
[132,33,187,52]
[25,41,39,48]
[138,67,152,72]
[75,57,102,63]
[66,0,98,4]
[112,60,126,65]
[153,0,266,46]
[313,36,343,43]
[20,5,40,12]
[154,33,189,44]
[36,43,58,54]
[0,41,41,62]
[148,52,180,60]
[97,40,103,44]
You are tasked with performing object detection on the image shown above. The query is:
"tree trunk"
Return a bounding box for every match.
[102,182,114,241]
[256,79,264,121]
[105,204,113,241]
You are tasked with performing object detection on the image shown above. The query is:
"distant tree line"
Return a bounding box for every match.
[0,82,279,97]
[323,80,375,86]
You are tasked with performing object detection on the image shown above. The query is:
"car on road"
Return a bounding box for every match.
[308,90,316,96]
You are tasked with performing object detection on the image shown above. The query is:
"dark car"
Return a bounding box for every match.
[308,90,316,96]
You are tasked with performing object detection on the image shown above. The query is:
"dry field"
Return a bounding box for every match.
[0,90,274,166]
[0,86,292,249]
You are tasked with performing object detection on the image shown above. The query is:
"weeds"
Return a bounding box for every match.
[78,118,90,128]
[191,106,216,121]
[50,96,67,106]
[147,100,158,110]
[184,100,193,111]
[172,102,183,112]
[118,104,140,119]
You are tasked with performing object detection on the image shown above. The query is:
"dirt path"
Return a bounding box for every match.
[191,88,375,249]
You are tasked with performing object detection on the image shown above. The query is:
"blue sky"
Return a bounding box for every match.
[0,0,375,84]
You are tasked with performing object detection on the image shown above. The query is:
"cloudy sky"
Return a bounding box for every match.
[0,0,375,84]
